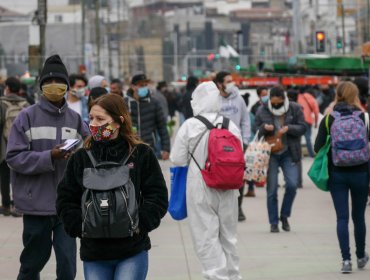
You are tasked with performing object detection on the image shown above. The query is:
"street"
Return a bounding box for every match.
[0,157,369,279]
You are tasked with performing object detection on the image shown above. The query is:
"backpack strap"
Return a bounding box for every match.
[86,150,99,168]
[222,117,230,129]
[194,115,215,130]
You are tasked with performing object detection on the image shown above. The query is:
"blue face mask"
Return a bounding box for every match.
[138,87,149,98]
[261,95,269,104]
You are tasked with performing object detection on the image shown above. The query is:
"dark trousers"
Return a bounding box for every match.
[238,186,245,208]
[17,215,77,280]
[329,171,369,261]
[0,160,11,208]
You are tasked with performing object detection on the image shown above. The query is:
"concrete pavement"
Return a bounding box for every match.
[1,157,370,279]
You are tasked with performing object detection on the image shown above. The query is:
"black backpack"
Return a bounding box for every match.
[81,148,139,238]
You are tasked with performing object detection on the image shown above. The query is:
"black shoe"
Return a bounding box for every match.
[0,206,10,216]
[280,217,290,232]
[270,224,279,233]
[238,208,246,222]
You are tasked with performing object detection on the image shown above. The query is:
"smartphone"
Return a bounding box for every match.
[60,139,81,152]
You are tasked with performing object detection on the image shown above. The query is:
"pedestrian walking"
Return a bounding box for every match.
[0,77,29,217]
[88,75,109,91]
[125,74,170,160]
[251,87,269,116]
[170,81,243,280]
[215,71,250,221]
[57,93,168,280]
[314,81,369,273]
[254,86,306,233]
[182,76,199,120]
[109,78,125,97]
[242,92,257,197]
[6,55,90,280]
[67,74,89,122]
[297,87,319,158]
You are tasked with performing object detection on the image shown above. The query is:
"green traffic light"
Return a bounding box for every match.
[235,65,241,71]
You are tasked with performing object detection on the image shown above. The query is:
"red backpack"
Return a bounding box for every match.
[191,115,245,190]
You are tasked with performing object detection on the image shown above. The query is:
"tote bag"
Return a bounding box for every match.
[168,166,188,220]
[244,131,271,183]
[308,115,330,192]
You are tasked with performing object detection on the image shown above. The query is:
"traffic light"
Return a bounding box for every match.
[315,31,326,53]
[235,64,241,71]
[336,37,343,49]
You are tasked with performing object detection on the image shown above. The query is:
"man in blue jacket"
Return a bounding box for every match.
[6,54,90,280]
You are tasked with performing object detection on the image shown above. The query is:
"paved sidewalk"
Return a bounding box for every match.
[1,158,370,279]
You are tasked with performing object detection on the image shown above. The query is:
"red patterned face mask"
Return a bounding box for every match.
[89,122,118,141]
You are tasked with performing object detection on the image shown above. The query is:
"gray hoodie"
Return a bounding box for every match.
[219,87,250,145]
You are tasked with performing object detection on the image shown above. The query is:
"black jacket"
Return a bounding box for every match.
[125,91,170,152]
[251,101,262,116]
[254,102,306,162]
[56,137,168,261]
[314,103,370,173]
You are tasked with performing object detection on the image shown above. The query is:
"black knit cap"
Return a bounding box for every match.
[39,54,70,90]
[131,73,149,85]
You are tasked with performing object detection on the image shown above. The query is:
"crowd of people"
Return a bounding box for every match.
[0,54,369,279]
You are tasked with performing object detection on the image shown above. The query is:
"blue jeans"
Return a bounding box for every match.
[18,215,76,280]
[329,171,369,261]
[304,122,315,157]
[83,250,148,280]
[266,151,299,225]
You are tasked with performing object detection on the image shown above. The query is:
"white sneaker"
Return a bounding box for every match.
[357,253,369,269]
[341,260,352,274]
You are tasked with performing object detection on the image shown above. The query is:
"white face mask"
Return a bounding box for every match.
[71,87,86,99]
[225,82,235,95]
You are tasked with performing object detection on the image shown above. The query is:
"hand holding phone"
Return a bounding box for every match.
[60,139,81,152]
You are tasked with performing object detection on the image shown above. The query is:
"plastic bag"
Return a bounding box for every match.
[244,132,271,183]
[168,166,188,220]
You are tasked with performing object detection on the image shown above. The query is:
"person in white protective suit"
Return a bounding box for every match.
[170,81,243,280]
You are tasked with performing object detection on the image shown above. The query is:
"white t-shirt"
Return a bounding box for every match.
[67,100,82,116]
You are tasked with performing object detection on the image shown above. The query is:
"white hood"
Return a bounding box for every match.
[191,81,221,115]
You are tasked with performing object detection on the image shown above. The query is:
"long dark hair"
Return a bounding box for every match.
[84,94,143,150]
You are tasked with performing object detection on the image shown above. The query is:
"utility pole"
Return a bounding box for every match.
[95,0,101,73]
[81,0,85,67]
[38,0,47,74]
[292,0,301,55]
[117,0,122,77]
[107,0,113,79]
[341,2,346,55]
[367,0,370,42]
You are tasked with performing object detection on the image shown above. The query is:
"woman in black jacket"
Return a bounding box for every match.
[57,94,168,280]
[314,81,369,274]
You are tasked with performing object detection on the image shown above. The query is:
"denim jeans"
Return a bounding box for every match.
[17,215,76,280]
[329,171,369,261]
[304,122,315,157]
[83,250,148,280]
[266,151,299,225]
